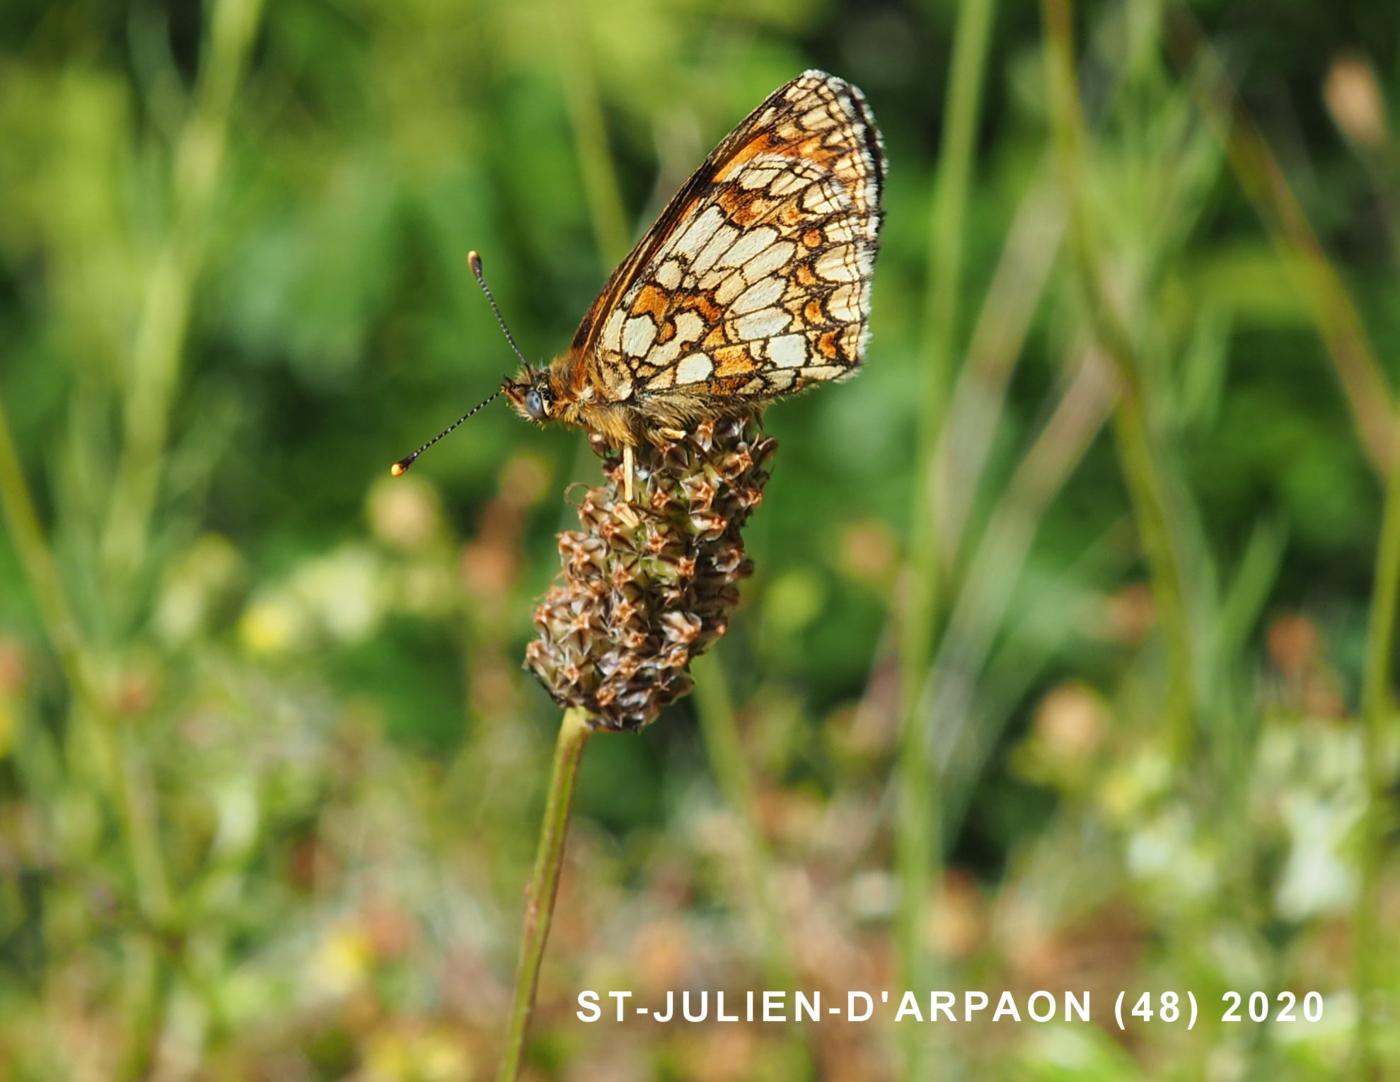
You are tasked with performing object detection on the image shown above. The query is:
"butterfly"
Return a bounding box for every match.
[392,70,884,497]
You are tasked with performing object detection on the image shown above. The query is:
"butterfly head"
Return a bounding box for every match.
[503,367,557,424]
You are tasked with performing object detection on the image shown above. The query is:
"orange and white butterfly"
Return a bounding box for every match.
[392,71,884,492]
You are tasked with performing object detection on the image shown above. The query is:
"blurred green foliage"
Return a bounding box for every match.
[1,0,1399,1078]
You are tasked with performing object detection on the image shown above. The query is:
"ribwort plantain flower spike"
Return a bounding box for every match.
[525,416,776,731]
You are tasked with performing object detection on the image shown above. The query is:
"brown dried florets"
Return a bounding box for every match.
[524,416,776,731]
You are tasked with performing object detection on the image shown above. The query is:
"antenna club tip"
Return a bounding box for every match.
[467,250,482,274]
[390,460,410,477]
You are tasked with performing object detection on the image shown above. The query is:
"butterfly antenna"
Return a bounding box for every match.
[389,250,535,476]
[390,388,503,476]
[388,251,530,476]
[468,250,530,368]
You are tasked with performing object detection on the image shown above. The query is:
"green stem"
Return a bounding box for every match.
[101,0,265,592]
[496,707,593,1082]
[897,2,995,1078]
[0,384,174,1079]
[1165,9,1396,478]
[693,658,796,988]
[1356,424,1400,1077]
[551,0,630,268]
[1042,0,1196,754]
[0,400,172,922]
[0,395,99,718]
[922,0,996,426]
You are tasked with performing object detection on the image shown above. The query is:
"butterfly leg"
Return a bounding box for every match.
[623,445,635,502]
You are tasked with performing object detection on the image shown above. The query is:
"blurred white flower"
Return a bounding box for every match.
[1275,792,1361,920]
[1125,807,1217,905]
[295,544,382,642]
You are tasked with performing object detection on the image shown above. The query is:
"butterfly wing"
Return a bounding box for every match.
[570,70,885,411]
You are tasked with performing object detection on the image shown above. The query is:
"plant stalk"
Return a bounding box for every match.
[896,2,996,1079]
[693,658,796,989]
[101,0,265,593]
[496,706,594,1082]
[1042,0,1197,754]
[551,0,631,268]
[1164,8,1396,478]
[1356,421,1400,1078]
[0,380,174,1081]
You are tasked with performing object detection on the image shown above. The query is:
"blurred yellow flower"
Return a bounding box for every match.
[362,1027,472,1082]
[0,699,15,760]
[313,925,372,998]
[238,593,311,656]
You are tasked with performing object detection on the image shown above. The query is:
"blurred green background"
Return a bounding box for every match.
[2,0,1399,1078]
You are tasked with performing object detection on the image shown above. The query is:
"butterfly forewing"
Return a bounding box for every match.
[578,71,884,411]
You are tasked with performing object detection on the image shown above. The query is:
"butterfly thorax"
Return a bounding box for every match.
[505,352,762,448]
[504,354,640,447]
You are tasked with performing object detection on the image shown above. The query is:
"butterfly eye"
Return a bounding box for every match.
[525,387,547,420]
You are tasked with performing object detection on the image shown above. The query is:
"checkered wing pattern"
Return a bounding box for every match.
[573,71,884,411]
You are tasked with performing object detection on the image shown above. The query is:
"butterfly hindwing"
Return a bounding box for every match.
[574,71,885,413]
